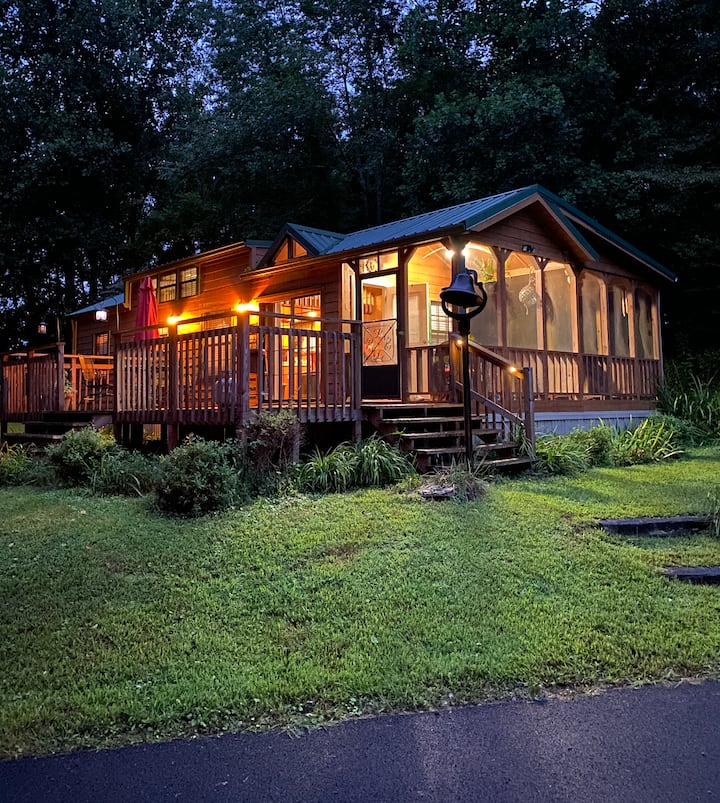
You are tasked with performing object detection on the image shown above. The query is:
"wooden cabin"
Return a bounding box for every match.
[1,185,676,465]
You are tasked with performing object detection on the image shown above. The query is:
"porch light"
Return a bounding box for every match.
[167,315,182,325]
[95,308,108,322]
[440,268,488,466]
[234,301,260,314]
[37,322,48,335]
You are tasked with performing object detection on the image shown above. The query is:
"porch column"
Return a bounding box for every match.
[397,248,410,402]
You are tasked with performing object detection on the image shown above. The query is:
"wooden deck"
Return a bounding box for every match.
[2,312,661,452]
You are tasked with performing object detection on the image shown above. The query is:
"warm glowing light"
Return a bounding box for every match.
[167,315,182,325]
[307,310,318,318]
[445,248,455,259]
[509,365,518,374]
[235,301,260,314]
[95,309,108,322]
[461,246,469,257]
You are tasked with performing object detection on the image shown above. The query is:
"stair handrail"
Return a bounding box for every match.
[448,333,535,449]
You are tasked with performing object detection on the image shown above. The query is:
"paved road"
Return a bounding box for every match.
[2,680,720,802]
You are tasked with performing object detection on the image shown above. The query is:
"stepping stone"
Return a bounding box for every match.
[600,515,712,536]
[663,567,720,584]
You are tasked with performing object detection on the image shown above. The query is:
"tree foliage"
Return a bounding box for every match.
[1,0,719,353]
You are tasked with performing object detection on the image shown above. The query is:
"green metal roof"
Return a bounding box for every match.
[287,223,345,255]
[325,185,676,282]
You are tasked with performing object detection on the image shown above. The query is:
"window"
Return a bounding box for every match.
[360,251,398,274]
[94,332,109,356]
[180,266,199,298]
[430,301,450,344]
[153,266,199,304]
[158,272,177,303]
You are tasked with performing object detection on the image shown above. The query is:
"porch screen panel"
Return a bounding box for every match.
[544,263,574,352]
[506,264,540,350]
[608,284,630,357]
[580,273,603,354]
[470,279,498,346]
[634,288,656,359]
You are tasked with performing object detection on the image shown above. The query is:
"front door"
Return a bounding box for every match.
[360,272,400,399]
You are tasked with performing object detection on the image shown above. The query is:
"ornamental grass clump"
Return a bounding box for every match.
[298,436,415,493]
[609,416,684,466]
[91,450,161,497]
[533,432,591,476]
[0,442,49,486]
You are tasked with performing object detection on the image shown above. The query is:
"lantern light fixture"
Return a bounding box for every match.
[95,308,108,322]
[37,322,47,335]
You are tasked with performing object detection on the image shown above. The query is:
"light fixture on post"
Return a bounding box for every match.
[440,264,488,466]
[95,308,108,322]
[37,322,47,336]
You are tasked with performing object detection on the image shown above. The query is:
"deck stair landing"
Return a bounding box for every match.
[366,403,532,473]
[2,412,99,451]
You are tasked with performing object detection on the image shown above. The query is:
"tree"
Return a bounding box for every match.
[0,0,209,349]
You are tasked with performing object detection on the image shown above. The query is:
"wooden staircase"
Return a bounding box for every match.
[366,403,533,473]
[2,412,99,452]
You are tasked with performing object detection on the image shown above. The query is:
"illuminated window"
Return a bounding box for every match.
[94,332,109,356]
[179,266,199,298]
[430,302,450,344]
[158,272,177,303]
[359,251,398,274]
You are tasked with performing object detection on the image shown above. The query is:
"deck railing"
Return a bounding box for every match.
[114,310,362,429]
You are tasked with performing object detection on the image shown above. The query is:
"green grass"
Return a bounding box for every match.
[2,448,720,758]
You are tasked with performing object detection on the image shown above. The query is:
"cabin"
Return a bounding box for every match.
[1,185,676,468]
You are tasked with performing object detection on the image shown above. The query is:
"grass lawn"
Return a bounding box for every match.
[2,447,720,758]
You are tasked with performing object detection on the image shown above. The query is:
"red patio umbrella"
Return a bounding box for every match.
[134,276,159,340]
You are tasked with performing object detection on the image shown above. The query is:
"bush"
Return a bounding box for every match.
[243,410,304,491]
[297,436,415,493]
[156,436,246,517]
[91,451,161,497]
[609,416,684,466]
[47,427,117,486]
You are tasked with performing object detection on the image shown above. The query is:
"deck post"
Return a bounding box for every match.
[56,342,66,412]
[522,366,536,450]
[167,323,179,452]
[235,313,250,436]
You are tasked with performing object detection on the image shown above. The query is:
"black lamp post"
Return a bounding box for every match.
[440,266,488,466]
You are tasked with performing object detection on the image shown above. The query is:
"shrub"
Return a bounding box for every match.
[243,410,304,491]
[609,416,684,466]
[91,451,161,497]
[47,427,117,486]
[708,488,720,539]
[156,436,246,517]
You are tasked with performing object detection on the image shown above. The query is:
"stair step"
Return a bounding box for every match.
[398,428,501,441]
[381,416,471,426]
[4,432,64,443]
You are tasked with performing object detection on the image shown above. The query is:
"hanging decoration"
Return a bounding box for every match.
[518,267,539,314]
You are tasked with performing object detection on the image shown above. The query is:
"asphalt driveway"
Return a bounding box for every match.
[2,680,719,802]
